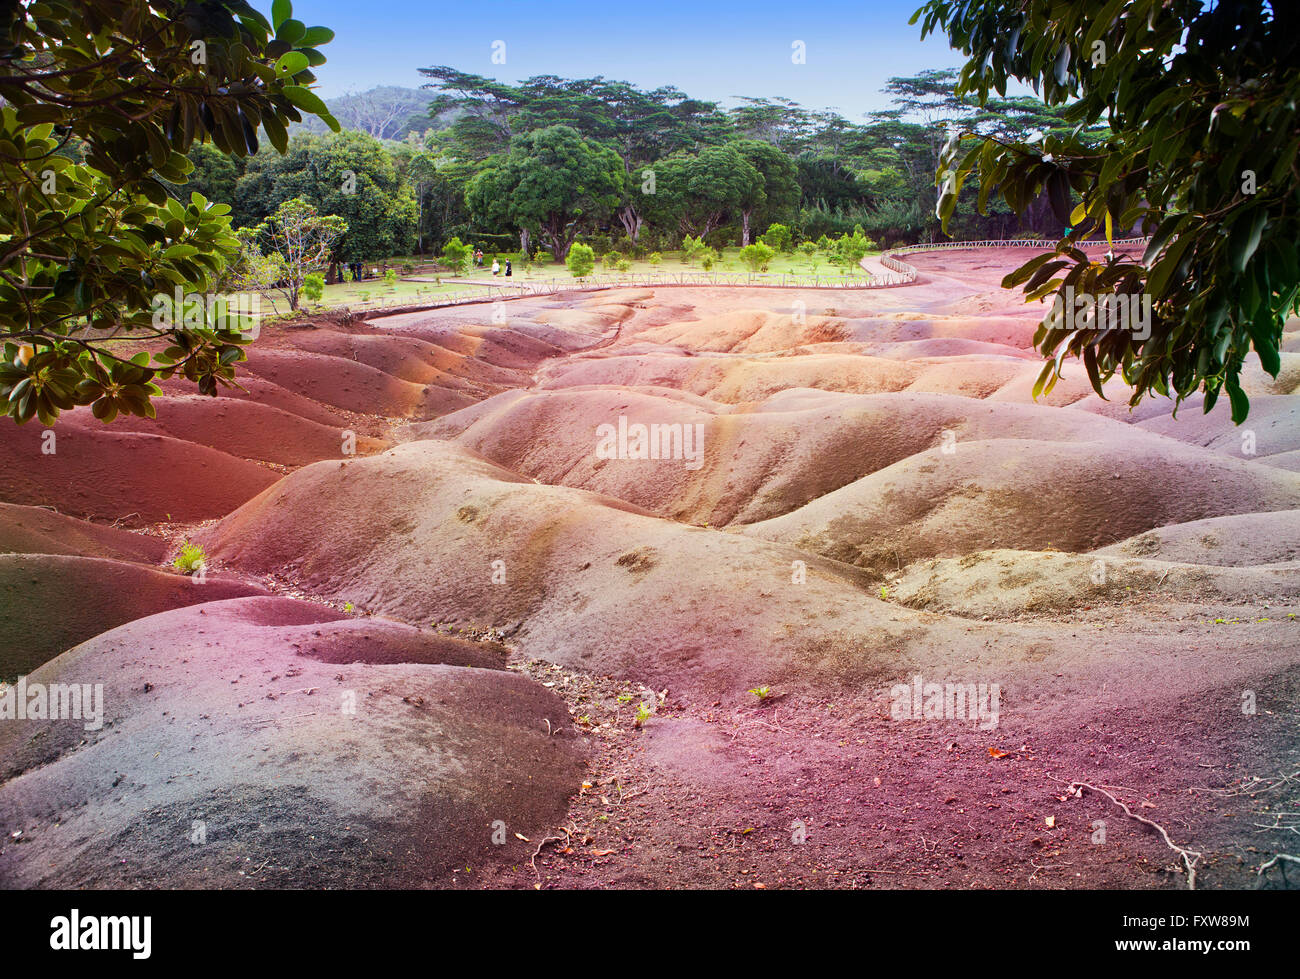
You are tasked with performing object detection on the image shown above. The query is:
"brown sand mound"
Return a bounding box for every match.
[197,440,931,696]
[274,618,508,669]
[85,397,388,467]
[1095,510,1300,566]
[0,596,582,887]
[241,347,470,419]
[0,503,165,563]
[155,372,353,429]
[743,437,1300,571]
[289,329,506,391]
[886,548,1300,619]
[0,420,279,525]
[404,387,1143,527]
[0,553,265,676]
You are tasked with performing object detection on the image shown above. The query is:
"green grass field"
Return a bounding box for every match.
[275,245,881,312]
[418,245,879,282]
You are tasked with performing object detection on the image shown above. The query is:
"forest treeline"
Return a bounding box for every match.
[175,67,1100,273]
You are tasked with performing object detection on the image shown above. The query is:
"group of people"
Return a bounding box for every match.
[473,249,511,277]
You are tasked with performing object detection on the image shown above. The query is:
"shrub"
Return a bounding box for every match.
[739,242,776,272]
[441,236,471,275]
[699,247,718,271]
[602,250,622,270]
[681,235,708,264]
[616,257,632,272]
[833,229,874,268]
[567,242,596,278]
[301,272,325,303]
[647,251,662,266]
[762,222,794,253]
[173,542,207,575]
[384,268,398,288]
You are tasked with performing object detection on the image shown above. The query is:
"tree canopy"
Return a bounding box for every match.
[919,0,1299,421]
[465,125,625,260]
[0,0,338,425]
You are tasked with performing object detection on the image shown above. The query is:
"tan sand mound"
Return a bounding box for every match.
[1136,394,1300,458]
[0,553,265,676]
[1257,448,1300,472]
[886,548,1300,619]
[82,397,388,467]
[1095,510,1300,566]
[0,503,165,563]
[0,596,582,888]
[405,387,1146,527]
[197,440,936,697]
[0,420,279,525]
[537,350,920,402]
[743,437,1300,572]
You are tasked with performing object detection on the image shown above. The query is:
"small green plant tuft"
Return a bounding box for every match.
[172,542,207,575]
[748,686,771,701]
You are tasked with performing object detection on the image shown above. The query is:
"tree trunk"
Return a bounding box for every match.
[741,211,752,247]
[520,227,530,255]
[618,204,642,244]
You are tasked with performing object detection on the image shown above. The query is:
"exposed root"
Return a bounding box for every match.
[1067,780,1204,889]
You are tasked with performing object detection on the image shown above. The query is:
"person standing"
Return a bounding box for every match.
[491,257,500,276]
[504,260,512,277]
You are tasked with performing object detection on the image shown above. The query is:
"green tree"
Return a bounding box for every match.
[919,0,1299,421]
[740,242,775,272]
[761,223,794,253]
[441,236,471,275]
[233,130,416,277]
[643,145,761,240]
[0,0,339,425]
[732,140,800,246]
[567,242,596,278]
[256,197,347,311]
[466,125,625,261]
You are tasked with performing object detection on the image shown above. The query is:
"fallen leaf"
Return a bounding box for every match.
[590,849,615,857]
[514,833,529,842]
[988,748,1010,759]
[1045,816,1056,828]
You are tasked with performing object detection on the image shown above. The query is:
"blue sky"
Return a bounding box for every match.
[292,0,966,118]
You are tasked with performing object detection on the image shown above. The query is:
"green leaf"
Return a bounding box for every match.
[282,85,329,116]
[271,0,292,31]
[1228,210,1267,274]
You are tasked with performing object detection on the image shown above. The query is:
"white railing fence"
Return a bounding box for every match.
[876,236,1152,283]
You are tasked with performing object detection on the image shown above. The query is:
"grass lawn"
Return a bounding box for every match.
[418,246,880,283]
[267,246,882,313]
[264,277,472,312]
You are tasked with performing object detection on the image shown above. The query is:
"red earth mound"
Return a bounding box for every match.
[0,418,279,525]
[0,553,266,676]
